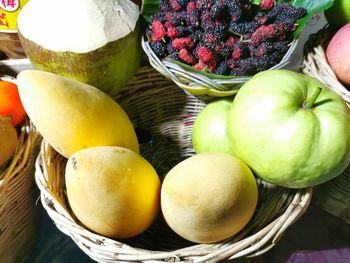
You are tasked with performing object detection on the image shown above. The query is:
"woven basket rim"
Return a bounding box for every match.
[0,120,41,262]
[141,35,299,99]
[36,141,313,262]
[34,66,313,262]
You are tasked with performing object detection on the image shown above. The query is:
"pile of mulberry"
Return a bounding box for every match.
[147,0,307,76]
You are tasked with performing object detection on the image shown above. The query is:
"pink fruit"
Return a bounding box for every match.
[326,23,350,85]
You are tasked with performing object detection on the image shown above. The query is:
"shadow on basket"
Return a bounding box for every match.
[34,67,312,262]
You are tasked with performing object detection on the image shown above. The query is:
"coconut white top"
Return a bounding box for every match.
[17,0,140,53]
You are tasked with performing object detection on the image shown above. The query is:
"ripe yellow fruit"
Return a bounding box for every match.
[17,70,139,158]
[65,146,160,238]
[161,152,258,243]
[0,118,18,167]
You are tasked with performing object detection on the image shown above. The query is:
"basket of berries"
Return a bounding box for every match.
[142,0,332,99]
[302,23,350,224]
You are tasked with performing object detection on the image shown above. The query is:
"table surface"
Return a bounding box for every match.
[25,202,350,263]
[22,12,350,263]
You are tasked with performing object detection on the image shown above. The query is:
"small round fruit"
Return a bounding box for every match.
[65,146,161,239]
[192,98,234,155]
[161,152,258,243]
[0,79,27,126]
[0,117,18,167]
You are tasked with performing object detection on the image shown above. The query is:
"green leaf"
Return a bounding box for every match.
[142,0,160,21]
[250,0,262,5]
[291,0,334,37]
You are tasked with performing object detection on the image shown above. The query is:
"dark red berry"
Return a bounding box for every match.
[253,46,266,57]
[229,59,236,69]
[172,37,192,49]
[260,0,275,11]
[251,25,277,46]
[165,22,179,38]
[197,46,214,63]
[170,0,182,11]
[232,49,243,60]
[186,1,196,11]
[206,58,217,72]
[151,20,166,42]
[194,62,206,70]
[179,49,197,65]
[227,37,238,47]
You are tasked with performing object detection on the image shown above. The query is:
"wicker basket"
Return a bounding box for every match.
[0,95,41,263]
[35,67,312,262]
[142,36,299,100]
[302,26,350,224]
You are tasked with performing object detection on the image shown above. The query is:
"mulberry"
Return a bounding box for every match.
[229,21,259,35]
[179,49,197,65]
[197,46,214,63]
[172,37,193,49]
[268,3,307,23]
[151,20,167,42]
[251,25,277,46]
[210,0,228,19]
[255,12,268,25]
[150,41,167,58]
[260,0,275,11]
[226,0,243,22]
[216,60,231,75]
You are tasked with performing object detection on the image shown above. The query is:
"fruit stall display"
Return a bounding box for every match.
[0,76,41,262]
[1,0,350,262]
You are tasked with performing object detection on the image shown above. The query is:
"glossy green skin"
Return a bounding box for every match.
[228,70,350,188]
[19,24,141,97]
[192,98,234,155]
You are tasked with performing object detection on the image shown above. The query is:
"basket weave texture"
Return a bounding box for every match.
[142,37,298,100]
[35,67,312,262]
[0,120,41,263]
[302,26,350,224]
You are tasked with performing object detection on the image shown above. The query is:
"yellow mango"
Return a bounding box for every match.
[17,70,139,158]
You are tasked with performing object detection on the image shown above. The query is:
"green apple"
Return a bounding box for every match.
[325,0,350,28]
[192,98,234,154]
[227,70,350,188]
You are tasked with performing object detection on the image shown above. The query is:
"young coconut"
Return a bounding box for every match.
[17,0,141,97]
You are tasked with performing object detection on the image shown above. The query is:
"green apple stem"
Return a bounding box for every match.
[304,87,322,110]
